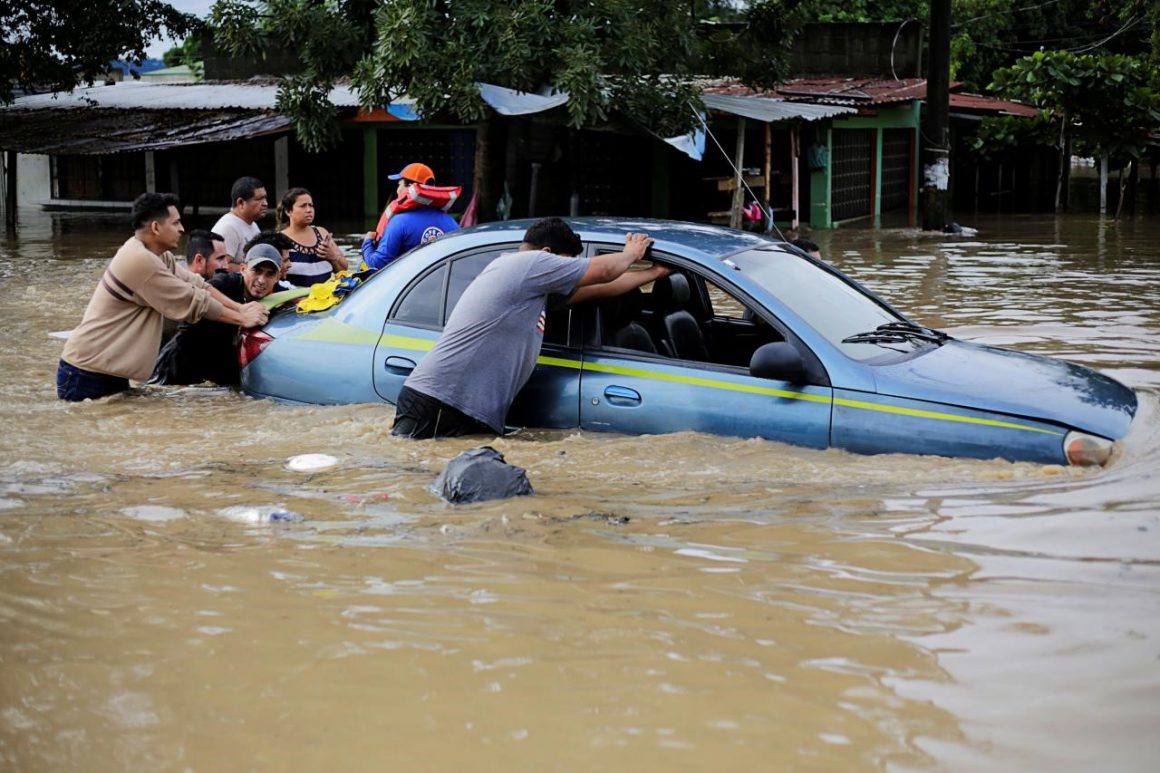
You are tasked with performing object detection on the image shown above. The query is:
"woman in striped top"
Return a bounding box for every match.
[276,187,349,287]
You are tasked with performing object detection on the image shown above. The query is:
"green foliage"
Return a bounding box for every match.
[0,0,196,102]
[803,0,924,23]
[948,0,1155,92]
[803,0,1158,92]
[162,36,203,70]
[703,0,812,91]
[983,50,1160,160]
[211,0,804,152]
[969,112,1056,159]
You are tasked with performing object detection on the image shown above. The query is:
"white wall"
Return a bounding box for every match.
[16,154,52,206]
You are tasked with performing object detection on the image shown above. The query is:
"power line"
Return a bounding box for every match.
[952,0,1065,28]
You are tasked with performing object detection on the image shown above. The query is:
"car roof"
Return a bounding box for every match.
[444,217,788,261]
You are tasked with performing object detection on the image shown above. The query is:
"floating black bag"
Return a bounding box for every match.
[431,446,534,504]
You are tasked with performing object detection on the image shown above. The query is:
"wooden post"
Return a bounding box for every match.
[274,136,289,200]
[168,159,180,201]
[730,117,747,230]
[362,127,379,221]
[144,151,156,192]
[528,162,541,218]
[1099,154,1108,215]
[763,122,772,230]
[3,151,15,233]
[790,125,800,231]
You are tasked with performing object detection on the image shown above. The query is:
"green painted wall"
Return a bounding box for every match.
[809,102,921,229]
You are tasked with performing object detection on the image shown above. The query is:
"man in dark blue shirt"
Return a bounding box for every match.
[149,244,283,387]
[361,162,459,270]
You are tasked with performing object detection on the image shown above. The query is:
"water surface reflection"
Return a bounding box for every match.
[1,211,1157,770]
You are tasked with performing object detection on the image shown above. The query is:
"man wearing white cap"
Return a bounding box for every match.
[150,244,283,386]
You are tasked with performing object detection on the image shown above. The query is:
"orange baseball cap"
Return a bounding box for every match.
[388,162,435,184]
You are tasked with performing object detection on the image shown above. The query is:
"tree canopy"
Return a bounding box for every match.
[209,0,807,151]
[162,36,204,70]
[801,0,1158,92]
[984,50,1160,160]
[0,0,197,103]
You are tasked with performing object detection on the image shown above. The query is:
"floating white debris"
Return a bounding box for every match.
[216,506,302,524]
[286,453,338,472]
[120,505,184,522]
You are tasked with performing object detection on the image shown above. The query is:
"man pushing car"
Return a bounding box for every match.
[392,217,668,439]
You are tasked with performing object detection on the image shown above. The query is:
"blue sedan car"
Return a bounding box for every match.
[240,218,1136,466]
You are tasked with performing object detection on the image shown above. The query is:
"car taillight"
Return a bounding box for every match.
[239,329,274,369]
[1063,430,1115,467]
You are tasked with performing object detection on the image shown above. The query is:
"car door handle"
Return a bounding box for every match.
[603,385,642,406]
[383,356,416,374]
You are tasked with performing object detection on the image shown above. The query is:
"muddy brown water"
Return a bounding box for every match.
[1,211,1158,770]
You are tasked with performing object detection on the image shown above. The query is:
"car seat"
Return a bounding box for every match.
[651,273,710,361]
[602,288,657,354]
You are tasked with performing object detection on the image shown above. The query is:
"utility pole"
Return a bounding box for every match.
[921,0,951,231]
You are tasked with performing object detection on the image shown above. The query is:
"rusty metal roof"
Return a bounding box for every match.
[948,92,1038,117]
[701,77,1036,117]
[702,77,928,106]
[0,107,290,154]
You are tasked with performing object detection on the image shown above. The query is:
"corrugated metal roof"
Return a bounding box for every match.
[776,77,930,104]
[948,92,1038,117]
[702,77,1036,116]
[701,93,855,122]
[5,81,363,110]
[0,108,290,154]
[703,77,930,107]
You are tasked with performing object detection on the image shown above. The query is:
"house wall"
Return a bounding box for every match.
[792,22,924,79]
[810,103,921,229]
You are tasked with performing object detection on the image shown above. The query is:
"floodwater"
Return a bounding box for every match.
[1,210,1158,771]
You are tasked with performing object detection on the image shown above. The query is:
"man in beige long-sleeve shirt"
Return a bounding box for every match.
[57,192,269,401]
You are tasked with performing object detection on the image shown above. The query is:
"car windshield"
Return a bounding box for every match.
[725,248,925,361]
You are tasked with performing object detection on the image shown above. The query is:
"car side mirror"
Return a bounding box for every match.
[750,342,805,383]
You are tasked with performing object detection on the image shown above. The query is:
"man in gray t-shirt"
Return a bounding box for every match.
[393,217,668,439]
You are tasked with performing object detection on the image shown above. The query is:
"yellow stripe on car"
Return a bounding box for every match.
[299,321,1060,437]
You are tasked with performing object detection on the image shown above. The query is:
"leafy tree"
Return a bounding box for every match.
[162,36,204,69]
[804,0,923,23]
[801,0,1158,92]
[948,0,1155,92]
[209,0,806,152]
[0,0,197,102]
[980,50,1160,210]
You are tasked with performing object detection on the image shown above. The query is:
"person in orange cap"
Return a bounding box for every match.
[361,162,460,270]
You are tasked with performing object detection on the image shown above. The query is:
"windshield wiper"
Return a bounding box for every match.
[842,321,950,346]
[875,321,949,342]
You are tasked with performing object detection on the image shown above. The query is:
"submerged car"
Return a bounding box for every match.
[240,218,1137,466]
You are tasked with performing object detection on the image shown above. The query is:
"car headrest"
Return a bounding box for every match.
[652,273,690,309]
